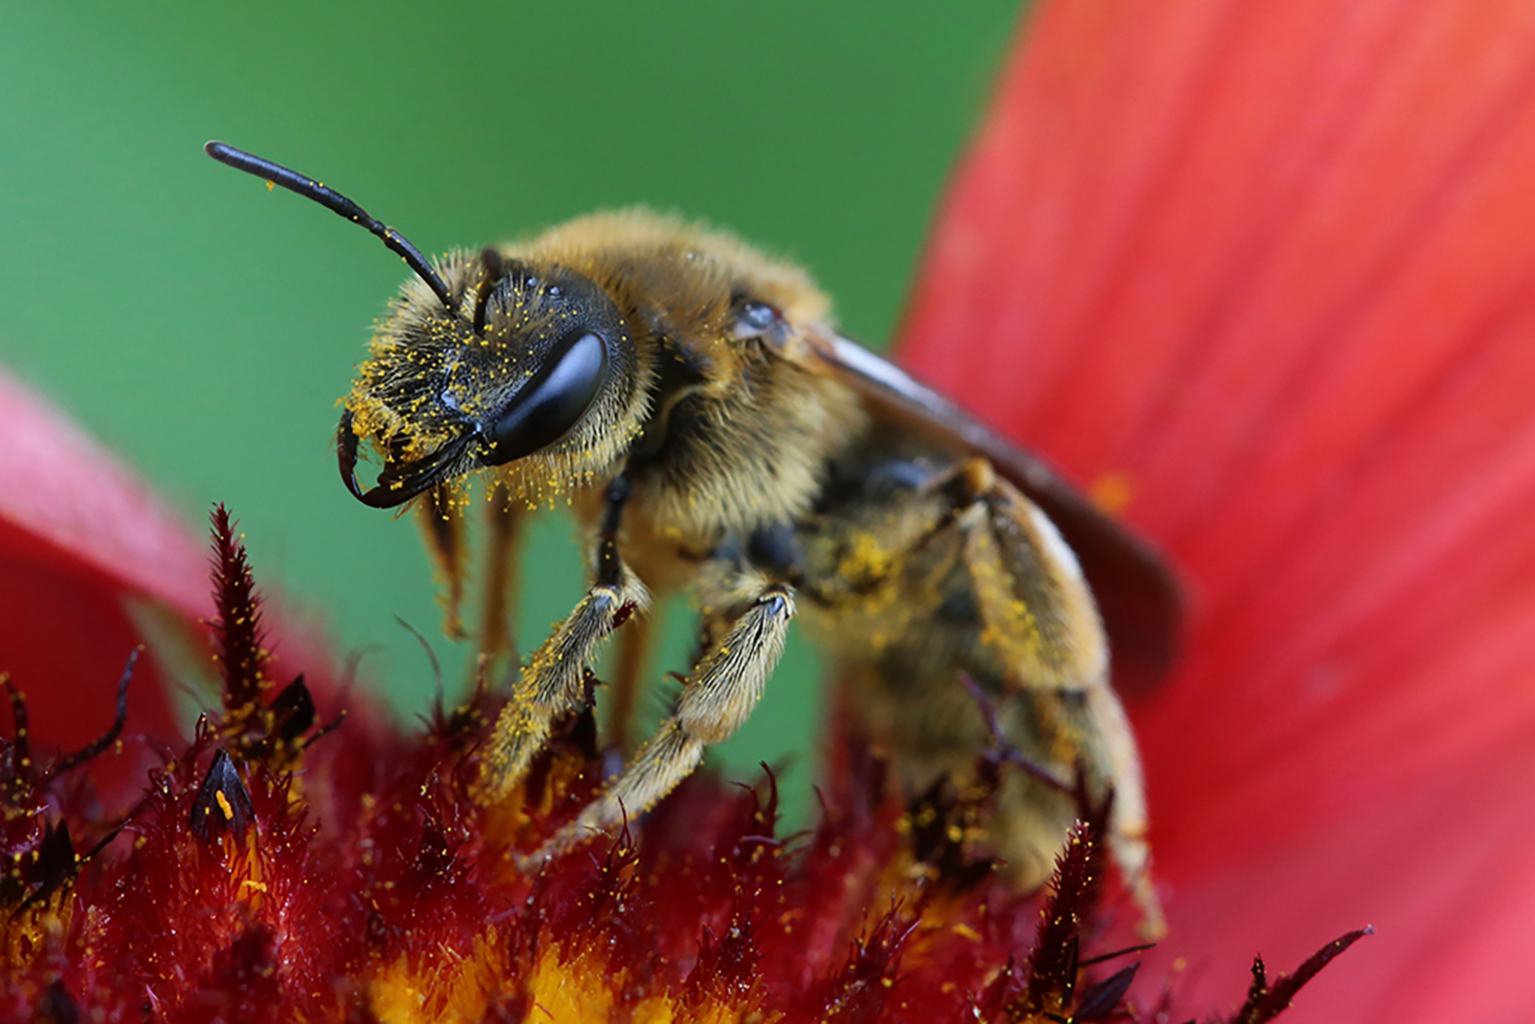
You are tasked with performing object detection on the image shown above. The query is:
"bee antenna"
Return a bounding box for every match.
[205,141,456,313]
[472,246,505,335]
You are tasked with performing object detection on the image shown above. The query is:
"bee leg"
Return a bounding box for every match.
[606,611,656,752]
[479,478,646,803]
[944,464,1162,935]
[531,583,795,859]
[416,482,469,640]
[477,483,527,669]
[1063,686,1163,939]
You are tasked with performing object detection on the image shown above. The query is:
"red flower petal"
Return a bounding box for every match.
[0,367,211,747]
[0,368,347,750]
[1148,732,1535,1019]
[898,1,1535,1018]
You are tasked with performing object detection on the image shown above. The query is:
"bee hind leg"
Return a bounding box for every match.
[526,582,795,861]
[943,466,1163,935]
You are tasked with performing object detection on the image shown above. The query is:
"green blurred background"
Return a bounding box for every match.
[1,2,1018,816]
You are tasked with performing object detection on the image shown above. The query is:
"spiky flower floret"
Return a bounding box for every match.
[0,509,1357,1022]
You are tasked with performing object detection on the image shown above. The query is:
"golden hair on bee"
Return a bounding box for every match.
[206,141,1181,937]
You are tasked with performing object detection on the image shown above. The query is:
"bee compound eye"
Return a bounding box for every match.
[483,329,608,466]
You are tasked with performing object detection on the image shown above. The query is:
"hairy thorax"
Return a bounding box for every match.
[499,210,868,548]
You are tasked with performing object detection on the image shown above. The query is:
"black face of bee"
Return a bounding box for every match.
[338,259,631,508]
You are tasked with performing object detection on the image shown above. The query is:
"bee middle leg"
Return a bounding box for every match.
[605,611,656,752]
[528,579,795,859]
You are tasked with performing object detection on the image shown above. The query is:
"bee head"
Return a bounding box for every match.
[205,142,640,508]
[341,248,640,507]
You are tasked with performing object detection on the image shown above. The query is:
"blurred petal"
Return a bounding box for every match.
[0,369,210,618]
[897,0,1535,1018]
[0,367,346,749]
[1149,730,1535,1018]
[0,366,210,745]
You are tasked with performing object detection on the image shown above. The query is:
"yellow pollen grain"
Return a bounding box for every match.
[838,531,894,585]
[952,923,982,943]
[216,790,234,821]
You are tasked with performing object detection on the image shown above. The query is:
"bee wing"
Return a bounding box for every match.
[783,330,1182,696]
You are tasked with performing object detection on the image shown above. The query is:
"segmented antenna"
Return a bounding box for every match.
[204,141,455,312]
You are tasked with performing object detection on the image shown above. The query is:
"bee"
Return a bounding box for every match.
[206,142,1179,932]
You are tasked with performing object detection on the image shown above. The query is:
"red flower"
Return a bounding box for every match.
[13,0,1504,1018]
[0,431,1226,1021]
[900,2,1535,1020]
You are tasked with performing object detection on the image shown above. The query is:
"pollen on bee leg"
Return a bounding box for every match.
[537,584,794,857]
[477,567,648,806]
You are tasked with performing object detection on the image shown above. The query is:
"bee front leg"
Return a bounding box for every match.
[529,581,795,860]
[416,482,469,640]
[477,482,527,668]
[479,479,647,803]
